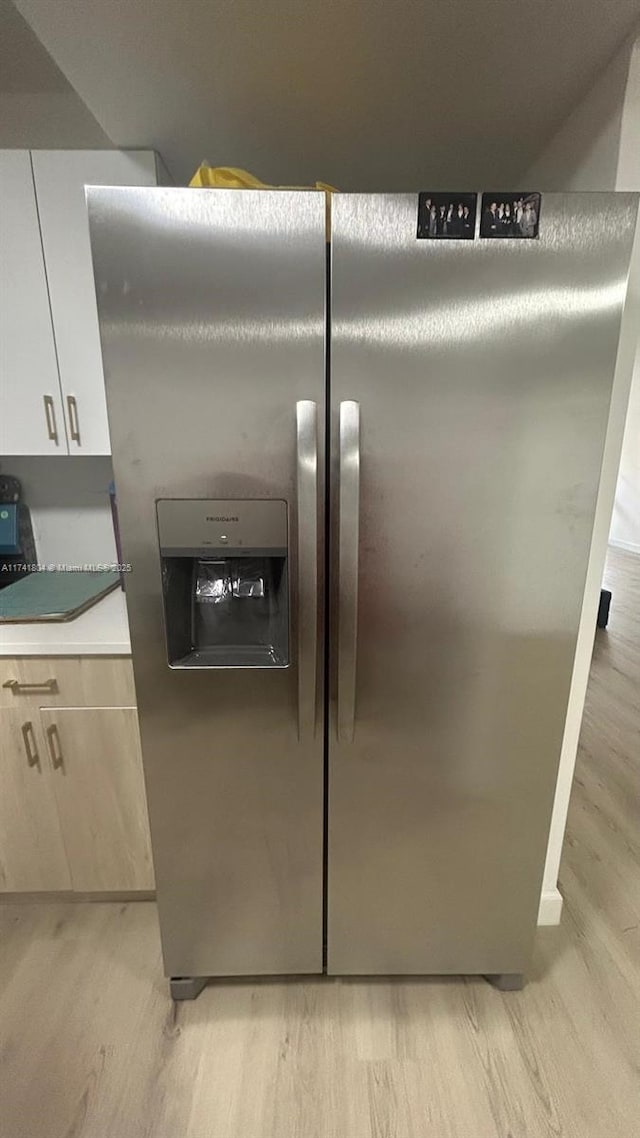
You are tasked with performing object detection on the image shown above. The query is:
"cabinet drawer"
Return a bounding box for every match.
[0,657,136,708]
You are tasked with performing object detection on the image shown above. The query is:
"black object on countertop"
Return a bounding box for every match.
[0,475,37,590]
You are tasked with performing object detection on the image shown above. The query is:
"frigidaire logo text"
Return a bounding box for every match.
[206,515,239,523]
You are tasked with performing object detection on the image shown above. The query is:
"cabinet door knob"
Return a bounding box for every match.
[67,395,81,445]
[21,721,40,768]
[43,395,59,445]
[3,678,58,694]
[46,724,64,771]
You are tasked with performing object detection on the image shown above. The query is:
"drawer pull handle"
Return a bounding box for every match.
[3,678,58,694]
[21,721,40,768]
[67,395,81,445]
[46,724,64,770]
[43,395,59,445]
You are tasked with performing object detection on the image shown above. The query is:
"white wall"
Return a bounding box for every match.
[525,36,633,190]
[523,30,640,923]
[612,352,640,553]
[610,38,640,553]
[0,457,117,566]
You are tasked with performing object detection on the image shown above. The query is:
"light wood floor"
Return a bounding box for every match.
[1,547,638,1138]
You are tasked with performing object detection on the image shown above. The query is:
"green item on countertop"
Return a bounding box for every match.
[0,570,119,623]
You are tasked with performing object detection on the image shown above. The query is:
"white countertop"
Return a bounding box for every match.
[0,587,132,656]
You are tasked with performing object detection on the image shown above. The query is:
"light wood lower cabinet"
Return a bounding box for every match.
[40,708,154,892]
[0,656,154,895]
[0,711,72,891]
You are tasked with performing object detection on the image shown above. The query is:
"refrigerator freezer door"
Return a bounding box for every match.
[87,188,326,977]
[328,192,639,975]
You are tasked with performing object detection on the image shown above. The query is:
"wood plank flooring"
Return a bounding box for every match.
[1,547,638,1138]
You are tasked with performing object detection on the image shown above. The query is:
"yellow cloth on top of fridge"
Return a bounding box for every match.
[188,164,336,193]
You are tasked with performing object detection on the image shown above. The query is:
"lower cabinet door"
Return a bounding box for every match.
[0,711,71,891]
[41,708,154,892]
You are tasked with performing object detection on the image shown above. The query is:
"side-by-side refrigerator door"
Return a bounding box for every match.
[327,192,639,976]
[87,188,327,978]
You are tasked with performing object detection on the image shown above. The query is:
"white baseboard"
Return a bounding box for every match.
[608,538,640,555]
[537,888,563,926]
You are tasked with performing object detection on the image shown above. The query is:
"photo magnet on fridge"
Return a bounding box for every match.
[480,192,541,238]
[417,193,477,239]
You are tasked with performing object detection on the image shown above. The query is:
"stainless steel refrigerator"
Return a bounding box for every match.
[87,188,639,998]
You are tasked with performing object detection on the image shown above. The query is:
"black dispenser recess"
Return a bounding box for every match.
[157,499,289,669]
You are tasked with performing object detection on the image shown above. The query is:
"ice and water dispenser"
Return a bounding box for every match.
[157,499,289,668]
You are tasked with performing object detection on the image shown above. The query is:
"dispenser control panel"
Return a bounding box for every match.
[156,498,287,557]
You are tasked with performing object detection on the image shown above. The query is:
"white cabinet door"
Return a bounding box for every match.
[0,151,66,455]
[0,710,71,891]
[31,151,157,455]
[41,707,154,892]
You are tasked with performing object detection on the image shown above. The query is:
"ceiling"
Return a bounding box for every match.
[0,1,110,147]
[0,1,67,93]
[12,0,640,188]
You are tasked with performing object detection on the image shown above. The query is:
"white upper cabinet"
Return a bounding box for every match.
[0,151,66,456]
[30,150,158,455]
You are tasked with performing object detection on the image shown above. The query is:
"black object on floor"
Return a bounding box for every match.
[597,589,612,629]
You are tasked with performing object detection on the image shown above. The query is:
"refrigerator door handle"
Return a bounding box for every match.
[296,400,319,739]
[338,400,360,742]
